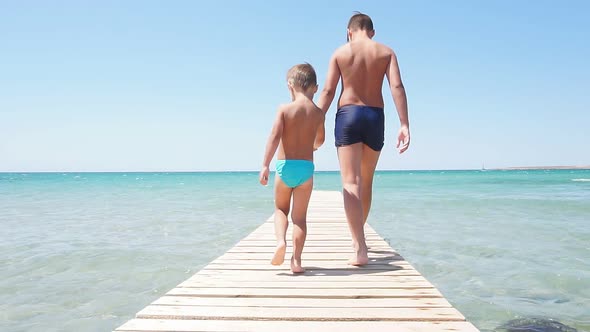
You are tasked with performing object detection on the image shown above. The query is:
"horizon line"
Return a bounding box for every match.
[2,165,590,174]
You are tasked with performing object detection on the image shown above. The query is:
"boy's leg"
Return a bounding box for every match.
[337,143,369,266]
[360,144,381,224]
[290,176,313,273]
[271,176,292,266]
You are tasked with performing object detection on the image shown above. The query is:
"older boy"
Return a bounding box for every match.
[259,63,325,273]
[316,13,410,266]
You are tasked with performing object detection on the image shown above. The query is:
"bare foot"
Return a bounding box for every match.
[271,242,286,266]
[348,249,369,266]
[290,256,305,273]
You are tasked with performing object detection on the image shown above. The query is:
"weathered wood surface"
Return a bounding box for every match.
[114,191,479,332]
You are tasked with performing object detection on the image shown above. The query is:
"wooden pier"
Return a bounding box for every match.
[115,191,480,332]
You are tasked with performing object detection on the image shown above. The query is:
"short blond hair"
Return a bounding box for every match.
[287,63,317,90]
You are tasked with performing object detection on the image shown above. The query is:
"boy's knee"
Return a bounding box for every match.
[276,206,290,215]
[292,218,307,227]
[342,174,361,186]
[343,182,361,192]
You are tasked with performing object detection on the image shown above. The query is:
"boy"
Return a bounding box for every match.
[316,12,410,265]
[259,63,325,273]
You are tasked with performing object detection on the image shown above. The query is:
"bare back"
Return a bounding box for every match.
[277,99,324,161]
[335,39,392,108]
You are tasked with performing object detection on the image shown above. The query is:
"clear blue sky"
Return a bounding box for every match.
[1,1,589,171]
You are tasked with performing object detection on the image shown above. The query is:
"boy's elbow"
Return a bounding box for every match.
[322,88,335,98]
[314,135,325,150]
[391,82,405,91]
[391,83,406,97]
[316,137,325,148]
[270,127,283,140]
[267,132,281,148]
[272,133,282,145]
[314,141,324,150]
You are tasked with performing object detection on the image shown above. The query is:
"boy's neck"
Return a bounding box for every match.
[349,30,373,41]
[291,90,314,101]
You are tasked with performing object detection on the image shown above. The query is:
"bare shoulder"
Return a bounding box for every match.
[302,100,322,116]
[278,102,295,114]
[333,43,350,58]
[375,40,394,56]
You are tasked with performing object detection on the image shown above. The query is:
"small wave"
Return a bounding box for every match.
[571,178,590,182]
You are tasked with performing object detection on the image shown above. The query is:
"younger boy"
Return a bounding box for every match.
[259,63,325,273]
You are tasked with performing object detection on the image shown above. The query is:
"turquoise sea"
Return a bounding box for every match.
[1,170,589,331]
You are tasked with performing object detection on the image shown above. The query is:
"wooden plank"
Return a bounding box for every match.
[195,268,424,278]
[216,252,402,261]
[116,319,480,332]
[226,246,394,253]
[249,224,379,230]
[233,232,385,240]
[166,287,443,298]
[185,273,431,283]
[246,233,380,239]
[137,305,465,321]
[211,255,408,263]
[191,272,426,282]
[152,296,453,308]
[255,226,366,231]
[251,233,358,239]
[205,261,412,270]
[113,190,479,332]
[178,280,435,289]
[202,262,413,270]
[233,240,392,247]
[242,235,383,241]
[248,230,358,236]
[215,253,407,260]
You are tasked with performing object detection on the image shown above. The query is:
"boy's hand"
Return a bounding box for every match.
[396,126,410,154]
[259,166,270,186]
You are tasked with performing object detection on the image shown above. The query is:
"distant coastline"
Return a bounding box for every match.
[491,165,590,170]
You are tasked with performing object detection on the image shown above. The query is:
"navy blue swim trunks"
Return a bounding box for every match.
[334,105,385,151]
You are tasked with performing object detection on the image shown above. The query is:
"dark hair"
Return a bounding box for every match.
[287,63,317,90]
[348,12,374,31]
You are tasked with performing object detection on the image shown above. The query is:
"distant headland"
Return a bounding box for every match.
[491,165,590,170]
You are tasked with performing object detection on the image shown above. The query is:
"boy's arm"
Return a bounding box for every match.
[313,111,326,150]
[259,107,285,185]
[385,50,410,154]
[317,52,341,114]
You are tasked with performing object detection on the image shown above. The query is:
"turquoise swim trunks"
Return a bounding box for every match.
[276,159,315,188]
